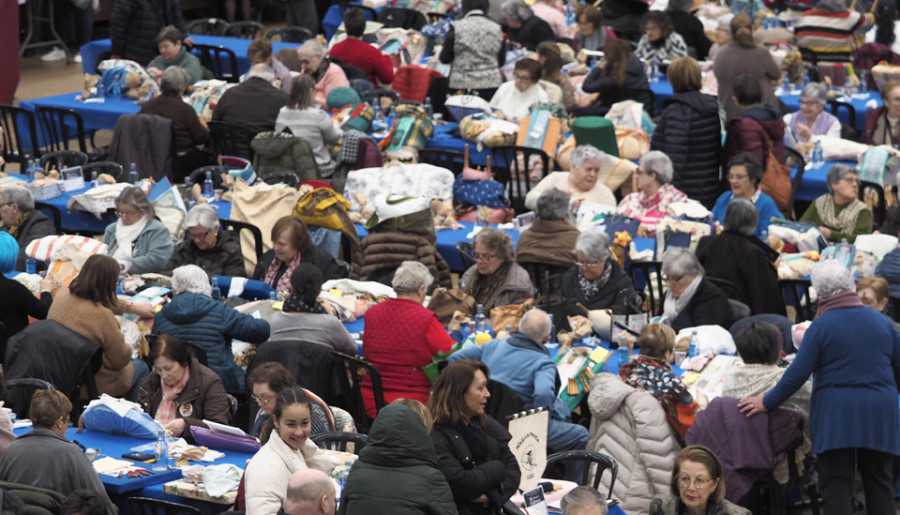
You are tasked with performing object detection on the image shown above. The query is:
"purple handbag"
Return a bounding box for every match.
[190,426,261,454]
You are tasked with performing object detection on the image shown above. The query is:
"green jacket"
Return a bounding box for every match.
[146,49,203,83]
[338,404,458,515]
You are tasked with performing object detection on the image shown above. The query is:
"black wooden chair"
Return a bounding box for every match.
[208,120,256,161]
[491,145,551,213]
[39,150,89,173]
[83,161,124,182]
[456,241,475,270]
[544,450,618,498]
[827,99,856,132]
[224,20,265,39]
[780,278,816,322]
[4,378,55,420]
[628,260,665,316]
[128,497,202,515]
[192,44,240,83]
[377,7,427,30]
[860,180,886,229]
[331,351,385,434]
[34,106,90,153]
[311,431,369,453]
[0,104,41,170]
[220,218,264,264]
[185,18,230,36]
[418,149,465,176]
[266,26,315,43]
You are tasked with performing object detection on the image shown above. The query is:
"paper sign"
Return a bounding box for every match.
[508,408,549,492]
[523,486,549,515]
[60,166,85,192]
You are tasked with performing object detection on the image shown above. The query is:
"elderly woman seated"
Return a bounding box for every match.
[799,164,871,243]
[102,186,174,274]
[856,276,900,332]
[575,5,617,51]
[489,58,549,122]
[616,151,687,234]
[164,204,246,277]
[661,247,735,332]
[712,154,783,240]
[634,11,689,64]
[696,199,786,316]
[863,80,900,146]
[152,265,271,392]
[461,228,534,312]
[516,188,580,267]
[296,39,350,108]
[500,0,555,51]
[559,228,636,317]
[525,145,617,211]
[0,186,56,271]
[138,66,213,180]
[253,216,348,294]
[784,83,841,147]
[619,323,701,440]
[145,25,203,83]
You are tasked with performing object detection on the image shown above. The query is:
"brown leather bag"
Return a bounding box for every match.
[428,287,476,327]
[760,137,791,212]
[490,298,535,332]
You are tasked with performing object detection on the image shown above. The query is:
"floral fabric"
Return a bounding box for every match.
[619,355,700,439]
[616,183,689,234]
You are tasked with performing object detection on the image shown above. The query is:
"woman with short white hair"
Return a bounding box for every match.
[661,247,735,331]
[784,82,841,146]
[164,204,246,277]
[558,227,636,321]
[296,38,349,107]
[153,264,271,391]
[524,145,617,211]
[616,151,688,234]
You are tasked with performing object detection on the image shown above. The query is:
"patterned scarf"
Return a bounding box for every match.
[264,252,303,294]
[464,260,511,311]
[619,355,696,438]
[283,294,328,314]
[156,365,191,426]
[4,211,29,237]
[577,259,614,298]
[814,195,867,234]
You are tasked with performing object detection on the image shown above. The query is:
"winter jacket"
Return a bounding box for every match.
[713,42,780,121]
[338,404,457,515]
[696,231,786,316]
[876,247,900,298]
[152,292,270,392]
[558,259,636,317]
[862,106,900,147]
[250,132,320,182]
[138,357,231,443]
[508,15,555,51]
[253,246,349,286]
[212,77,289,135]
[146,50,203,84]
[109,0,187,65]
[588,373,681,515]
[582,55,650,109]
[668,10,711,60]
[102,218,174,274]
[515,219,580,266]
[651,90,723,208]
[431,417,521,515]
[5,210,55,272]
[651,497,750,515]
[459,262,535,309]
[108,114,174,182]
[601,0,648,41]
[440,13,505,90]
[164,229,247,277]
[359,232,451,288]
[724,104,785,170]
[662,277,736,332]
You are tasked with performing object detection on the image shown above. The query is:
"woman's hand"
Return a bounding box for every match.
[738,395,767,417]
[131,302,156,319]
[39,278,56,293]
[818,226,832,240]
[164,418,186,435]
[147,67,163,79]
[796,122,812,142]
[470,494,489,505]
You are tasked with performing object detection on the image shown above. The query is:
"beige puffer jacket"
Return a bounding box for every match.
[588,373,682,515]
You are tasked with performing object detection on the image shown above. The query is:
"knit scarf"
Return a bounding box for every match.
[813,195,867,234]
[663,275,703,322]
[264,251,302,294]
[464,260,511,311]
[4,211,29,237]
[577,260,614,298]
[283,294,328,314]
[156,365,191,426]
[817,290,863,317]
[312,57,333,84]
[112,216,149,261]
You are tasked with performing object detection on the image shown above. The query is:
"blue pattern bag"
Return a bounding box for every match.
[452,177,507,208]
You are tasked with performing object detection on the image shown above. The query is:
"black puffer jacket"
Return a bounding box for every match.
[338,405,457,515]
[651,90,723,208]
[109,0,187,66]
[8,210,55,272]
[164,230,247,277]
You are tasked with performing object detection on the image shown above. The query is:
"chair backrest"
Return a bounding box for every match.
[208,120,257,161]
[783,146,805,220]
[260,171,301,187]
[33,202,62,234]
[491,145,551,213]
[4,378,55,420]
[544,450,619,498]
[779,278,816,322]
[330,351,385,434]
[485,379,525,428]
[185,18,230,36]
[251,340,345,406]
[83,161,125,182]
[860,180,886,228]
[311,431,369,453]
[827,99,856,130]
[628,261,664,316]
[192,44,240,83]
[0,104,41,169]
[39,150,89,173]
[224,20,264,39]
[418,149,465,177]
[34,106,88,153]
[266,26,315,43]
[456,241,475,270]
[128,496,202,515]
[220,218,264,264]
[225,393,239,424]
[376,7,427,30]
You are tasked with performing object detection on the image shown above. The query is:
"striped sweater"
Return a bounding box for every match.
[795,9,874,62]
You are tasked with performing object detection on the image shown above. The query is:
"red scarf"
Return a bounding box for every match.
[263,251,302,294]
[816,290,863,317]
[156,366,191,425]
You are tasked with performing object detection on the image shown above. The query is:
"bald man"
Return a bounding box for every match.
[280,469,336,515]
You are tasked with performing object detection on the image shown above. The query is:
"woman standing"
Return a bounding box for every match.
[714,14,780,121]
[740,260,900,515]
[799,165,872,243]
[429,360,521,515]
[438,0,506,100]
[101,187,174,274]
[275,75,342,178]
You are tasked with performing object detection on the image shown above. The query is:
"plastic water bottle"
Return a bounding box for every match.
[128,163,139,185]
[25,158,35,183]
[565,2,575,25]
[211,276,221,300]
[812,140,823,168]
[25,258,36,275]
[802,69,810,88]
[96,81,105,101]
[548,314,557,343]
[90,170,99,189]
[650,61,659,82]
[424,96,433,117]
[782,71,792,94]
[689,330,699,358]
[475,304,486,333]
[203,171,214,200]
[340,460,352,489]
[153,430,169,471]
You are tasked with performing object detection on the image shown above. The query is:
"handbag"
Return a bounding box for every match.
[760,136,792,212]
[453,177,507,208]
[190,426,261,454]
[428,287,476,326]
[490,298,534,332]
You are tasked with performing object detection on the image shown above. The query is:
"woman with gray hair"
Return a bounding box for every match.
[361,261,456,417]
[101,186,173,274]
[661,247,734,331]
[784,82,841,147]
[739,259,900,515]
[500,0,555,51]
[296,38,349,107]
[696,199,786,316]
[525,145,617,211]
[616,151,688,234]
[152,264,270,392]
[460,228,534,311]
[559,227,636,319]
[516,188,581,266]
[138,66,213,180]
[164,204,246,277]
[0,186,56,272]
[799,164,871,242]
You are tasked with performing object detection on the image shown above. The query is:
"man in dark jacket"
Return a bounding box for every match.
[0,186,56,271]
[212,63,289,135]
[109,0,191,66]
[164,204,247,277]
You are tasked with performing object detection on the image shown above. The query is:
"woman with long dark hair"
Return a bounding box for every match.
[274,74,342,177]
[578,39,650,116]
[536,41,577,111]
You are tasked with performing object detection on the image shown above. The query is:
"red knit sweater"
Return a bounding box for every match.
[330,37,395,87]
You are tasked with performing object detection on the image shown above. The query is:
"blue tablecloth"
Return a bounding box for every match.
[19,93,141,133]
[80,35,299,76]
[791,160,852,203]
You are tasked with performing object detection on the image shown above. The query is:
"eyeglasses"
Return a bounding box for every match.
[727,174,748,181]
[187,228,212,240]
[575,260,601,269]
[798,99,820,107]
[635,168,652,176]
[665,274,684,284]
[115,209,140,218]
[841,176,859,185]
[678,476,714,489]
[252,393,277,405]
[473,252,497,261]
[514,74,534,81]
[0,202,14,209]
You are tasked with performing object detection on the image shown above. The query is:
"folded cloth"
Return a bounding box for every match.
[202,464,243,497]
